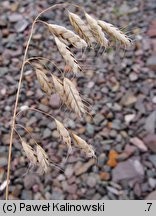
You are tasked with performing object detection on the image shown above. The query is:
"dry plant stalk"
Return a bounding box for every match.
[6,2,131,200]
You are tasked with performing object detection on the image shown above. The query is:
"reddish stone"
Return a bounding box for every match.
[147,20,156,37]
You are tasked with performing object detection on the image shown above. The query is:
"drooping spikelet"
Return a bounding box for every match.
[36,145,49,173]
[21,140,37,165]
[36,69,52,95]
[68,11,94,47]
[54,36,81,74]
[71,133,95,157]
[63,78,85,117]
[55,119,72,153]
[48,24,87,48]
[85,12,108,48]
[98,20,131,47]
[51,75,64,99]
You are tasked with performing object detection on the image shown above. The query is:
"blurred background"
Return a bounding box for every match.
[0,0,156,200]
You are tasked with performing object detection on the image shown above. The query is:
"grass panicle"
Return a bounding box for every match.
[6,3,132,200]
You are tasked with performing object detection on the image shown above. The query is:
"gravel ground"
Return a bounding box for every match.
[1,0,156,200]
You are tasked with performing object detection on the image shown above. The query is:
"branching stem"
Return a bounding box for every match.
[6,3,68,200]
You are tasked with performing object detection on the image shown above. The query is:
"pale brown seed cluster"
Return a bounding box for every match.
[21,140,50,173]
[68,11,95,47]
[63,78,86,117]
[48,24,87,48]
[98,20,131,47]
[35,69,52,95]
[85,13,108,48]
[18,6,131,174]
[54,36,81,74]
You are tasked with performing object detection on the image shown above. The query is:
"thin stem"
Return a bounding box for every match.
[5,2,68,200]
[35,20,49,26]
[15,124,39,146]
[16,107,55,121]
[5,20,35,201]
[15,124,64,173]
[13,128,23,143]
[26,56,64,76]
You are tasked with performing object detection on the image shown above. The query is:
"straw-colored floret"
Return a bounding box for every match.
[85,12,108,48]
[68,11,94,47]
[63,78,85,117]
[55,119,72,153]
[71,133,95,157]
[51,75,64,99]
[98,20,131,47]
[22,141,37,165]
[36,69,52,95]
[54,36,81,74]
[36,145,49,173]
[48,24,87,48]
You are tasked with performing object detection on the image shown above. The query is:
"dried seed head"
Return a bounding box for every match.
[48,24,87,49]
[71,133,95,157]
[21,141,37,165]
[36,145,49,173]
[36,69,52,95]
[55,119,72,153]
[98,20,131,47]
[68,11,94,47]
[63,78,85,117]
[51,74,64,99]
[54,36,81,74]
[85,12,108,48]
